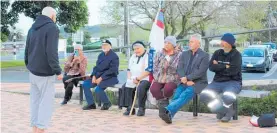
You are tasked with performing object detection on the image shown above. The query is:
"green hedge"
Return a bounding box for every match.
[85,90,277,117]
[67,45,101,53]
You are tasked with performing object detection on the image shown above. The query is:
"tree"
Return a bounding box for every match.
[1,33,8,42]
[1,1,18,41]
[67,37,73,46]
[10,1,89,33]
[82,31,91,45]
[101,1,231,39]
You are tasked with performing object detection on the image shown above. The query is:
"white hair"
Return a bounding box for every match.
[42,6,57,18]
[190,34,202,43]
[73,44,83,50]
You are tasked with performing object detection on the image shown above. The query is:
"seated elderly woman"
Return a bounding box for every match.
[118,41,151,116]
[61,44,87,105]
[150,36,182,118]
[82,40,119,110]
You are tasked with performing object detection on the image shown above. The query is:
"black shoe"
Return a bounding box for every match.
[221,107,235,122]
[160,107,172,124]
[82,104,96,110]
[123,108,136,116]
[216,112,225,120]
[137,108,145,116]
[158,99,169,118]
[101,102,112,110]
[61,99,68,105]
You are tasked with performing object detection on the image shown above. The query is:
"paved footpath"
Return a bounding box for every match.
[1,83,277,133]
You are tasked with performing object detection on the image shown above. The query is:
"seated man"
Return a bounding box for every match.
[199,33,242,122]
[118,41,151,116]
[160,34,209,124]
[150,36,181,118]
[82,40,119,110]
[61,44,87,105]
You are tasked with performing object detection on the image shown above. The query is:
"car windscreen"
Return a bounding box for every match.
[242,49,264,57]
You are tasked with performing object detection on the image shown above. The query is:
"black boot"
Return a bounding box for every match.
[221,107,235,122]
[216,112,225,120]
[61,99,68,105]
[82,104,96,110]
[137,108,145,116]
[158,99,169,118]
[160,107,172,124]
[101,102,112,110]
[123,107,136,116]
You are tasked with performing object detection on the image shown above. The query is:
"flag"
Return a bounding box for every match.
[146,1,165,82]
[148,1,165,52]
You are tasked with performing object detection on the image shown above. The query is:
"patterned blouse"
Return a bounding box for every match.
[64,55,87,76]
[153,49,181,84]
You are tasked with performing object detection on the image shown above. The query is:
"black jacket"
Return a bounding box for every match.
[90,50,119,89]
[209,49,242,83]
[25,15,61,76]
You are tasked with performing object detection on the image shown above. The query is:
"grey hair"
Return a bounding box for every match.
[42,6,57,18]
[190,34,202,44]
[73,44,83,50]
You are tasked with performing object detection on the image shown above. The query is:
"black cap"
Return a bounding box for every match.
[132,41,145,48]
[102,40,112,46]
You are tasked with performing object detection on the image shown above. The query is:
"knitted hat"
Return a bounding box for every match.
[132,41,145,49]
[221,33,236,47]
[164,36,177,47]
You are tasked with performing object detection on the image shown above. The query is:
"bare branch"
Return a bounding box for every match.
[130,19,151,31]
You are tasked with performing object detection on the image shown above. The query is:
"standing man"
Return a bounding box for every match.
[159,34,209,124]
[25,7,63,133]
[199,33,242,122]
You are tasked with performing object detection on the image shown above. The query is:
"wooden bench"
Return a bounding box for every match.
[77,82,271,120]
[192,90,271,120]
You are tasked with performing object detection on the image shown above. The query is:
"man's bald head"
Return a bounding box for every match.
[42,6,57,23]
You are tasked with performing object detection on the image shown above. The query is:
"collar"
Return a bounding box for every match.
[189,48,201,55]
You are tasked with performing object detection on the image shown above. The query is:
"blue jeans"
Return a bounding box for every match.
[165,85,194,118]
[83,79,110,105]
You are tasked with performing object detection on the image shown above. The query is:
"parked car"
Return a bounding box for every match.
[263,42,277,61]
[242,47,271,73]
[248,45,273,64]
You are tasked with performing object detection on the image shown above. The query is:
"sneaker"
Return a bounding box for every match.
[221,108,235,122]
[101,102,112,110]
[82,104,96,110]
[61,100,68,105]
[137,108,145,116]
[123,108,136,116]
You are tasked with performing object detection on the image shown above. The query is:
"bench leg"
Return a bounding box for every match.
[79,85,83,105]
[233,99,238,120]
[193,95,198,117]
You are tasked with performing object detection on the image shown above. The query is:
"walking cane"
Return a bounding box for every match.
[129,80,141,116]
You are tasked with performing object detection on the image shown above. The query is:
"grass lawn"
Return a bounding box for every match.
[0,60,25,68]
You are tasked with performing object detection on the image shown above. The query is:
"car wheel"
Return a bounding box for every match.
[262,67,267,73]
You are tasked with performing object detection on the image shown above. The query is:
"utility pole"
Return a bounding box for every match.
[268,3,272,42]
[123,0,130,59]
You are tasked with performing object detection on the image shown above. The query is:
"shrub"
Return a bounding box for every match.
[67,45,101,53]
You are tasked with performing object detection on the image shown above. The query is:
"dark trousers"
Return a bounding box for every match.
[150,82,177,100]
[62,74,80,101]
[118,80,151,109]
